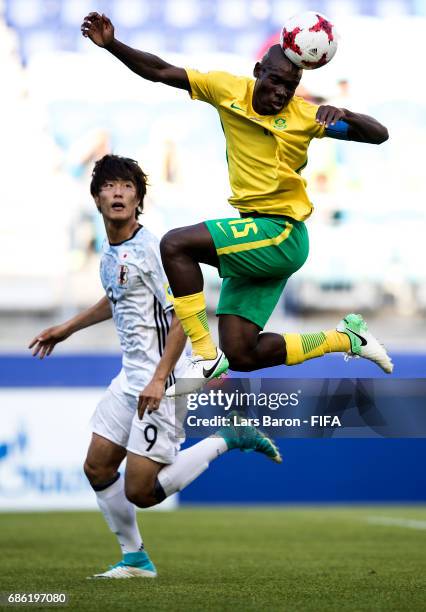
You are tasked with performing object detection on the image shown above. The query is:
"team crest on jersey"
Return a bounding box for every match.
[118,265,129,286]
[273,117,287,131]
[164,282,174,304]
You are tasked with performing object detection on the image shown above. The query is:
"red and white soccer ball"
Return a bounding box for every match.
[280,12,338,70]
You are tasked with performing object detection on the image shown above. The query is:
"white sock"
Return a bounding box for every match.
[95,474,143,554]
[157,436,228,497]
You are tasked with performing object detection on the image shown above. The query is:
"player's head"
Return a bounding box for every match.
[90,154,148,221]
[252,44,302,115]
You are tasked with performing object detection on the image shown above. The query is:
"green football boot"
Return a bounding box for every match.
[217,411,282,463]
[337,313,393,373]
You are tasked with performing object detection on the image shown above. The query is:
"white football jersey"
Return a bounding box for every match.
[100,225,186,397]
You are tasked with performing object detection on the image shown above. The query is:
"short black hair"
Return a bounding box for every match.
[90,154,148,219]
[260,44,302,76]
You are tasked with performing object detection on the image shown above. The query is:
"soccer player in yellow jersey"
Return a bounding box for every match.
[82,12,393,396]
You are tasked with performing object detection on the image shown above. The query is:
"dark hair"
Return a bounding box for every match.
[260,44,302,76]
[90,154,148,218]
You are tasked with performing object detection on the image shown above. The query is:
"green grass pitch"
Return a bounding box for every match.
[1,507,425,611]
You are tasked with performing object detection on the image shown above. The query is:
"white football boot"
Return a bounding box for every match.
[337,313,393,374]
[89,551,157,579]
[166,348,229,397]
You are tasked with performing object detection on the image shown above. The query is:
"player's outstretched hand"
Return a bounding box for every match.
[81,12,114,47]
[316,105,346,127]
[138,379,165,420]
[28,324,71,359]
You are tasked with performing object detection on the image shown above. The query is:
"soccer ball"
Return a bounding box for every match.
[280,12,338,70]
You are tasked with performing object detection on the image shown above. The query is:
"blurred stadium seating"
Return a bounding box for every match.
[4,0,426,63]
[1,0,426,511]
[1,0,425,317]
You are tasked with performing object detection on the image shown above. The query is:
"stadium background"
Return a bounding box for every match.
[1,0,426,509]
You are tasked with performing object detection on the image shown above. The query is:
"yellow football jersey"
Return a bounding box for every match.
[186,69,325,221]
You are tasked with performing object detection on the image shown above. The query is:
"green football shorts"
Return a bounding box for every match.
[204,215,309,329]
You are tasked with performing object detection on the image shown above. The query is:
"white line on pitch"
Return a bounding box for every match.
[367,516,426,530]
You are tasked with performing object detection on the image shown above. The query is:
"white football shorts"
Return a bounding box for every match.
[90,374,185,465]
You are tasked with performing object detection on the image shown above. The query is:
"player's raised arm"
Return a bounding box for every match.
[81,12,190,91]
[29,296,112,359]
[316,105,389,144]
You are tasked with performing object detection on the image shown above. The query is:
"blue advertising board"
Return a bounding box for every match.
[1,353,425,503]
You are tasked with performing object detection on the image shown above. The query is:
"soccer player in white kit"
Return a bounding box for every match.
[29,154,281,579]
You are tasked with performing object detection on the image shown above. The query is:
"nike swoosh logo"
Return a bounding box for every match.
[216,221,228,237]
[203,353,223,378]
[230,102,243,110]
[347,328,367,346]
